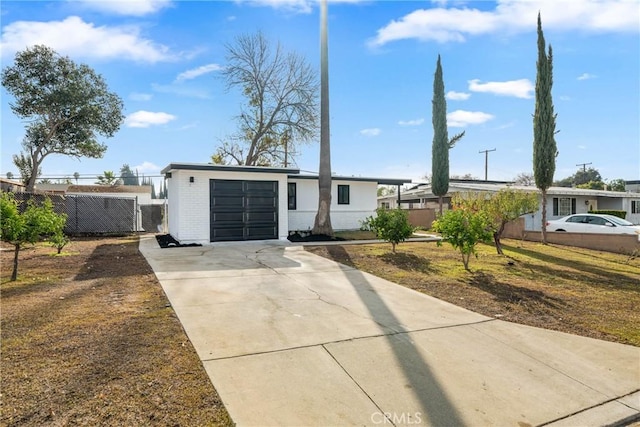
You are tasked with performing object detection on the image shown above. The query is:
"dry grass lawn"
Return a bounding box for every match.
[306,238,640,347]
[1,236,233,427]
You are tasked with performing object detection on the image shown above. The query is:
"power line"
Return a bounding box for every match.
[479,148,496,181]
[576,162,592,172]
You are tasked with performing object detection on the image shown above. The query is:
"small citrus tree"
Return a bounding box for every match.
[367,208,415,253]
[0,193,68,280]
[452,189,539,255]
[432,208,492,270]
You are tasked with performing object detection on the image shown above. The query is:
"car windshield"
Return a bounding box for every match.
[601,215,634,226]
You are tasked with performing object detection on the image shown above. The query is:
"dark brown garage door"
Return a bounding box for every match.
[209,179,278,242]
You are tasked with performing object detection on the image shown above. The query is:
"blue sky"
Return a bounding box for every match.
[1,0,639,187]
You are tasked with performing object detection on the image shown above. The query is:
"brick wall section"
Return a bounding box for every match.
[503,218,640,254]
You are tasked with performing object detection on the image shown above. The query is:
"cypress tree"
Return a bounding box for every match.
[431,55,448,215]
[431,55,466,214]
[533,13,557,244]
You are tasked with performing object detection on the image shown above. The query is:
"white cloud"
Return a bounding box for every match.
[369,0,639,47]
[468,78,533,99]
[130,92,153,101]
[360,128,381,137]
[577,145,587,150]
[398,118,425,126]
[447,110,494,127]
[125,111,176,128]
[0,16,174,63]
[237,0,364,14]
[559,95,571,101]
[446,91,471,101]
[133,161,161,173]
[73,0,172,16]
[577,73,597,81]
[175,63,223,82]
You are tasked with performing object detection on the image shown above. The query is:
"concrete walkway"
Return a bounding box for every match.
[139,237,640,427]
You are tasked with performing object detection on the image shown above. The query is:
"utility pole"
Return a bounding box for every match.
[576,162,592,172]
[479,148,496,181]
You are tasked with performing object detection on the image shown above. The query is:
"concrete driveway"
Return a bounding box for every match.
[139,237,640,427]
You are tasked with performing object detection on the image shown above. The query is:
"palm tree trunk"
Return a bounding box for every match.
[312,0,333,236]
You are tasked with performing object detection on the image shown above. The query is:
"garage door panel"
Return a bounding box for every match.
[246,197,277,208]
[210,179,278,242]
[211,211,245,223]
[245,211,277,222]
[246,181,277,191]
[246,226,278,239]
[212,195,245,208]
[211,227,246,241]
[212,180,244,192]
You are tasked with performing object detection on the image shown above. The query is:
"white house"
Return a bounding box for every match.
[161,163,410,244]
[379,180,640,229]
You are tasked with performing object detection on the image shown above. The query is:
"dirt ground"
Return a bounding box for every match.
[1,236,233,427]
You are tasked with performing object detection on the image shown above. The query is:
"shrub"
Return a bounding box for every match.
[589,210,626,219]
[368,208,415,253]
[0,193,68,280]
[432,208,493,270]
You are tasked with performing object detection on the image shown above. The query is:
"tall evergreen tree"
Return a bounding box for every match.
[312,0,333,235]
[533,13,558,244]
[119,164,139,185]
[431,55,464,215]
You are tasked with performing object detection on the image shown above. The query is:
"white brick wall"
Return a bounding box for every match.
[288,179,377,231]
[165,169,290,244]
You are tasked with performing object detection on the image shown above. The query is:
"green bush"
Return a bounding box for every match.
[0,193,68,280]
[368,208,415,253]
[432,208,493,271]
[589,210,626,219]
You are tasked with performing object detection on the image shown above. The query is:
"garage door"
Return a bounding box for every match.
[210,179,278,242]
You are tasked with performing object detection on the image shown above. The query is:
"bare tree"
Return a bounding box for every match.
[214,32,319,166]
[514,172,535,186]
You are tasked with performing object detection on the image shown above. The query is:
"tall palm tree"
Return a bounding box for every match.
[312,0,333,235]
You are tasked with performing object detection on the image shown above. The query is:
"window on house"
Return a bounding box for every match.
[337,185,350,205]
[632,200,640,214]
[381,202,390,209]
[287,183,296,210]
[552,197,576,216]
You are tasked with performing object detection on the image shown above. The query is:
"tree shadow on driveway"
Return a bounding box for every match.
[326,245,466,426]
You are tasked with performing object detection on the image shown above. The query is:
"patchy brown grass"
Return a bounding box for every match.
[305,239,640,347]
[1,236,233,427]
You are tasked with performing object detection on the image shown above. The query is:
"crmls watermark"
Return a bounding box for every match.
[371,411,423,425]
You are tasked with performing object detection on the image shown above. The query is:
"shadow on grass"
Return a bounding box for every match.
[467,271,566,309]
[501,244,639,291]
[379,252,435,274]
[75,241,153,280]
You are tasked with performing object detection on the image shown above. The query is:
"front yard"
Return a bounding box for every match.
[1,237,233,426]
[306,239,640,346]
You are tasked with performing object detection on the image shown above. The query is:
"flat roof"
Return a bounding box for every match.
[161,163,411,185]
[289,174,411,186]
[161,163,300,175]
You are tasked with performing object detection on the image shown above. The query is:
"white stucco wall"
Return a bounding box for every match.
[165,169,290,244]
[288,179,378,231]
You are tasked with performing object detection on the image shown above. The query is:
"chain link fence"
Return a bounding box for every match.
[12,192,138,235]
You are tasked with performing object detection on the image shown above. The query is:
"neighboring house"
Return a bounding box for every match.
[380,180,640,228]
[161,163,410,244]
[36,183,153,205]
[0,178,25,193]
[626,180,640,193]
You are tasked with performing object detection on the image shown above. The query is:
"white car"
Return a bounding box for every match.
[546,214,640,235]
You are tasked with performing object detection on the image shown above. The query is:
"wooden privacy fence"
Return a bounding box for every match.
[12,192,138,235]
